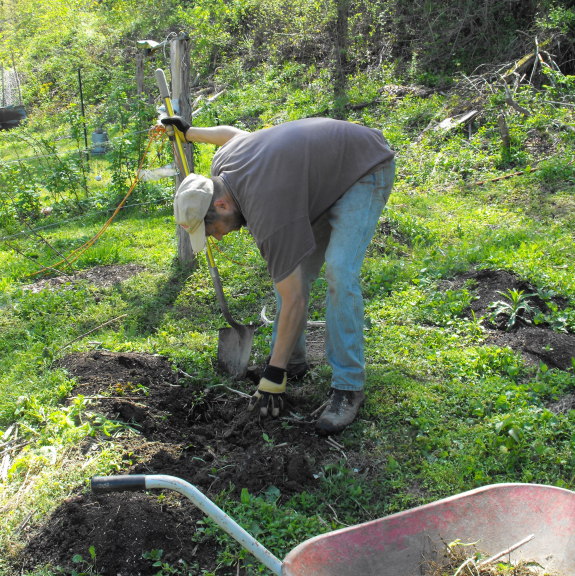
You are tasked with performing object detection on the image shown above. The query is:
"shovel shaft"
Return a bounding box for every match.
[207,250,241,329]
[92,475,283,575]
[155,69,190,176]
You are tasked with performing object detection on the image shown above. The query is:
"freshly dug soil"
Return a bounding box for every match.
[18,351,337,576]
[445,268,575,371]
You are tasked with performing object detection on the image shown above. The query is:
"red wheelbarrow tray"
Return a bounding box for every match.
[282,483,575,576]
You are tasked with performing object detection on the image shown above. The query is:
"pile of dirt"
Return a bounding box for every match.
[18,351,340,575]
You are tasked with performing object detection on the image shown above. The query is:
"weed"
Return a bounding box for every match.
[142,549,204,575]
[488,289,538,330]
[69,546,99,576]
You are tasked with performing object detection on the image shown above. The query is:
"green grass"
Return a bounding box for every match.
[1,68,574,575]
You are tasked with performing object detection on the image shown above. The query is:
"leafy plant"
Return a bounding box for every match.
[69,546,99,576]
[142,549,202,576]
[488,289,538,331]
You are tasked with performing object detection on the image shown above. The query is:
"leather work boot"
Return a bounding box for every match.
[315,389,365,435]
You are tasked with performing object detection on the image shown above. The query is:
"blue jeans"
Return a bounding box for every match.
[271,159,395,391]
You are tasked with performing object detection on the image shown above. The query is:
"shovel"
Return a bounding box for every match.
[206,241,256,378]
[155,68,255,379]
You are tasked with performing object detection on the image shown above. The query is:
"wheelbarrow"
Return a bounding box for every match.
[91,475,575,576]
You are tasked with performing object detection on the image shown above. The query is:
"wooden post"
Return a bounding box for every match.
[170,34,196,268]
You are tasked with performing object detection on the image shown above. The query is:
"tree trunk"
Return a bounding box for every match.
[332,0,349,119]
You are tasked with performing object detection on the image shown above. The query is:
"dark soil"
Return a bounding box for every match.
[22,264,146,293]
[18,350,337,576]
[16,266,575,576]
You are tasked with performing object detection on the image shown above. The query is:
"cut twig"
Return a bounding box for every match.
[191,90,225,118]
[0,423,17,445]
[474,154,573,186]
[453,557,478,576]
[326,436,345,450]
[432,110,479,132]
[1,452,11,481]
[280,416,315,425]
[474,167,533,185]
[325,436,348,460]
[69,395,145,401]
[209,383,251,399]
[310,400,329,417]
[180,368,250,398]
[477,534,535,567]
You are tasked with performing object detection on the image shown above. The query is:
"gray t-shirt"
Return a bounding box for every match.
[211,117,395,282]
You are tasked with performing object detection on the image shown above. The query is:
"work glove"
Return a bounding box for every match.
[160,116,191,139]
[248,365,287,417]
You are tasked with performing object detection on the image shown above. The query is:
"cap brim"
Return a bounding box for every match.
[186,222,206,253]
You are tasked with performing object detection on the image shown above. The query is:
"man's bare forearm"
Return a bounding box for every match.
[269,267,307,369]
[185,125,248,146]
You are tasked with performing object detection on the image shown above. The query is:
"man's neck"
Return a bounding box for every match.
[213,175,246,227]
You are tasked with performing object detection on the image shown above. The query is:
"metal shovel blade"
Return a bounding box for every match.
[217,324,256,379]
[207,248,256,380]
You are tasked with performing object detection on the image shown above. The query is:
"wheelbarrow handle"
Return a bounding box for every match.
[92,474,146,493]
[91,474,283,576]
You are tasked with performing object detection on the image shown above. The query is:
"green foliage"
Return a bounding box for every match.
[142,549,207,576]
[69,546,100,576]
[191,487,331,573]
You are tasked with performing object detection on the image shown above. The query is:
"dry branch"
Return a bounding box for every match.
[504,84,530,116]
[477,534,535,567]
[502,39,553,84]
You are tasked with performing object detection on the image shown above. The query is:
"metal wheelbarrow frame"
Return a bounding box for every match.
[92,475,575,576]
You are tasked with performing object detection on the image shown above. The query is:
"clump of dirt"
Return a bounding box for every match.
[18,351,341,576]
[447,268,575,371]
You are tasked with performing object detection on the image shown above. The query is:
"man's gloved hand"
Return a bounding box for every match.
[160,116,191,139]
[248,365,287,417]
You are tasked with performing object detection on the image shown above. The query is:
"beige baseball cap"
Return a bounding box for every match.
[173,173,213,253]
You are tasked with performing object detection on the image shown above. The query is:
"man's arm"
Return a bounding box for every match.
[160,116,248,146]
[268,266,307,369]
[184,125,248,146]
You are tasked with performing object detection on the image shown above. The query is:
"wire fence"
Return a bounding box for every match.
[0,126,153,165]
[0,200,172,243]
[0,124,176,277]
